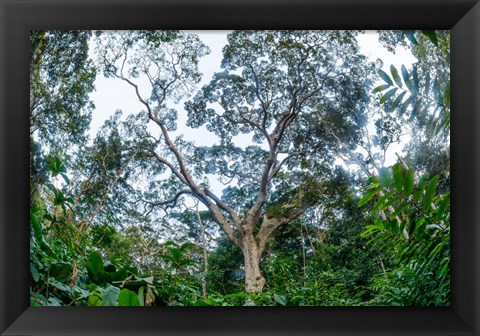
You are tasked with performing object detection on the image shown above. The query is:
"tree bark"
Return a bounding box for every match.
[242,232,266,293]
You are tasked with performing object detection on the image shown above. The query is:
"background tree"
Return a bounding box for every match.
[30,31,96,195]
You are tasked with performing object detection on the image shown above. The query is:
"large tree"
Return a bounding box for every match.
[95,30,375,293]
[30,30,96,153]
[30,30,96,195]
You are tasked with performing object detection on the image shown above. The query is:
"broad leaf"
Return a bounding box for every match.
[88,293,102,306]
[138,286,145,306]
[101,285,120,306]
[86,252,107,285]
[30,263,40,282]
[30,212,42,240]
[49,262,72,282]
[118,288,141,306]
[273,293,287,306]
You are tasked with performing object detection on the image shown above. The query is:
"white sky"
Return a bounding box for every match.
[87,31,416,193]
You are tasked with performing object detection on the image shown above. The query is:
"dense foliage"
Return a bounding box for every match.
[30,30,450,306]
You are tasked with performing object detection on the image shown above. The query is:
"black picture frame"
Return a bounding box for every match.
[1,0,479,335]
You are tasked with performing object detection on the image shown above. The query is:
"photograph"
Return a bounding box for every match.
[29,29,451,307]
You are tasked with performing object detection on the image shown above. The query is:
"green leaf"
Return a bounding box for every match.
[88,293,102,306]
[401,65,413,91]
[49,262,71,282]
[48,278,71,292]
[436,193,450,220]
[138,286,145,306]
[424,72,431,96]
[399,96,414,116]
[412,65,420,93]
[101,285,120,306]
[408,218,417,237]
[392,164,404,193]
[31,262,40,282]
[46,297,63,306]
[403,168,415,197]
[410,100,423,120]
[372,84,390,93]
[421,30,438,46]
[389,202,409,220]
[180,242,197,251]
[390,65,403,88]
[379,88,398,104]
[433,78,442,105]
[139,276,154,285]
[378,168,392,187]
[103,261,116,273]
[358,187,382,207]
[72,286,90,300]
[371,191,394,215]
[60,173,71,184]
[46,155,67,177]
[86,252,107,285]
[390,219,399,233]
[403,30,419,45]
[30,212,43,240]
[118,288,141,306]
[378,69,393,86]
[170,248,182,264]
[391,91,407,110]
[109,269,128,282]
[423,176,439,211]
[31,292,47,306]
[273,293,287,306]
[413,173,430,203]
[382,195,403,210]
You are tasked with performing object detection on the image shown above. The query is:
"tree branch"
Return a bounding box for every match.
[143,190,192,209]
[204,189,243,232]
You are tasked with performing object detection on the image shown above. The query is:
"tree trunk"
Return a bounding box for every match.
[242,233,266,293]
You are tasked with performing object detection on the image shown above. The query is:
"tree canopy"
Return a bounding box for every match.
[29,30,450,306]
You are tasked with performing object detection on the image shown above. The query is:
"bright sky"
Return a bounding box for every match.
[88,31,417,190]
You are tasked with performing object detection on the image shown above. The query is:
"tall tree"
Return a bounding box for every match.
[95,30,375,294]
[30,30,96,153]
[30,30,96,196]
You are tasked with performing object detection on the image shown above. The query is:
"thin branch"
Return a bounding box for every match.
[143,190,192,209]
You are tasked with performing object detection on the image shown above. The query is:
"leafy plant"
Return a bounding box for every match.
[359,163,450,305]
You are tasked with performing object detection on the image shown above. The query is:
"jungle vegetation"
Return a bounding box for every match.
[30,30,450,306]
